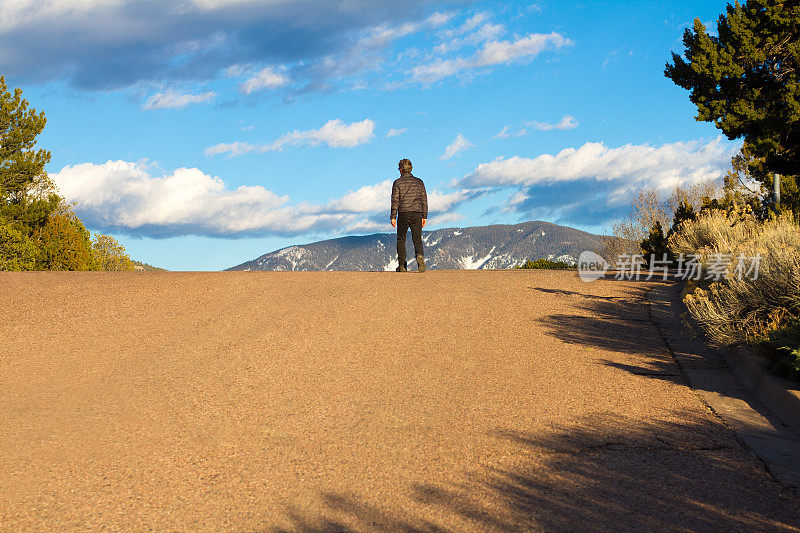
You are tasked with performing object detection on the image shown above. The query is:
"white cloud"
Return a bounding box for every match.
[412,31,573,84]
[474,32,571,66]
[300,10,454,90]
[428,189,475,213]
[426,11,455,27]
[51,160,478,237]
[494,125,528,139]
[239,66,288,94]
[51,160,303,236]
[455,137,740,226]
[460,138,738,192]
[528,3,544,14]
[204,141,259,157]
[267,118,376,149]
[434,12,504,55]
[326,180,474,215]
[470,23,505,43]
[387,127,407,137]
[326,180,392,213]
[440,12,488,39]
[426,212,464,226]
[359,11,454,49]
[440,133,474,160]
[0,1,455,92]
[529,114,578,131]
[143,89,216,110]
[412,59,463,85]
[459,12,488,34]
[206,118,375,157]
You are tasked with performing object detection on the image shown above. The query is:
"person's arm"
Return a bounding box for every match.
[421,181,428,227]
[390,180,399,225]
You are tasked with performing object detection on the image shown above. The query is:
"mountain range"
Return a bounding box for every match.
[226,220,605,271]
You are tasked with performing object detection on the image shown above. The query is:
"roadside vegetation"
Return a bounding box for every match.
[0,76,136,271]
[515,258,574,270]
[610,159,800,383]
[606,1,800,382]
[674,205,800,382]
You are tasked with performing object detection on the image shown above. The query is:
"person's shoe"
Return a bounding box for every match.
[416,254,426,272]
[396,263,407,272]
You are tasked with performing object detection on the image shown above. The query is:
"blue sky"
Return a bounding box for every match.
[2,0,739,270]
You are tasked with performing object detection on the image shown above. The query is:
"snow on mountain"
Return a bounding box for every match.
[226,220,605,271]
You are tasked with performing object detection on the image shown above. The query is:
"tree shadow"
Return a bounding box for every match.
[276,412,800,531]
[272,280,800,531]
[528,287,627,300]
[536,282,681,380]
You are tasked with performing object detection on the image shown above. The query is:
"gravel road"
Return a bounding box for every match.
[1,271,798,531]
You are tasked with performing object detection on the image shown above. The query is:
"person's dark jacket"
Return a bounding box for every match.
[390,173,428,220]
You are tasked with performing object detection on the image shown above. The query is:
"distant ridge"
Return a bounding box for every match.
[226,220,605,271]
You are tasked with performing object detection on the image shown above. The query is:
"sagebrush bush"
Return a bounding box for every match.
[672,210,800,347]
[515,258,573,269]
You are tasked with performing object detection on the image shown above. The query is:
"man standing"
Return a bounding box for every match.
[390,158,428,272]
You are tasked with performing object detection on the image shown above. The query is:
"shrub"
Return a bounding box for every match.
[759,320,800,382]
[92,233,134,271]
[603,180,719,260]
[640,221,673,265]
[515,258,574,270]
[0,219,37,270]
[33,205,98,270]
[674,211,800,354]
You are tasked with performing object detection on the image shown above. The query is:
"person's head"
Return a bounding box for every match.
[398,158,412,174]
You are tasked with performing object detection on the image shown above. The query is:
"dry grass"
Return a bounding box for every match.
[672,210,800,345]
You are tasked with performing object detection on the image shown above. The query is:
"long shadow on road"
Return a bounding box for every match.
[279,412,800,531]
[274,280,800,531]
[535,281,684,380]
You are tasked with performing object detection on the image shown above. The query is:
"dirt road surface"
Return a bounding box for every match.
[2,271,798,531]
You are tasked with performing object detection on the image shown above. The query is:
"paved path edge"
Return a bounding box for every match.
[646,280,800,494]
[670,281,800,431]
[725,344,800,430]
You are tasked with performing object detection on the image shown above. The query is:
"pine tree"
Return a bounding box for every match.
[0,76,56,226]
[640,221,673,265]
[1,77,100,270]
[665,0,799,211]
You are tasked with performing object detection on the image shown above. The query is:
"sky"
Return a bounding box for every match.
[1,0,740,270]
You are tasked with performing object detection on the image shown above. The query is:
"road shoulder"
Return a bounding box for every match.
[646,281,800,495]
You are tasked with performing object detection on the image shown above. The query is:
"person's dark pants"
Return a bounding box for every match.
[396,211,424,267]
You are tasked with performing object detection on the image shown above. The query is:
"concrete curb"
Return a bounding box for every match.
[725,344,800,430]
[673,280,800,432]
[648,281,800,493]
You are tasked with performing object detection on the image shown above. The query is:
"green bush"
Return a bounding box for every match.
[0,79,139,272]
[759,320,800,383]
[640,220,672,264]
[0,219,37,270]
[33,206,98,271]
[515,258,574,270]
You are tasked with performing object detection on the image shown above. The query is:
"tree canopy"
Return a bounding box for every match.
[92,233,134,271]
[0,76,50,202]
[0,76,138,271]
[665,0,799,209]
